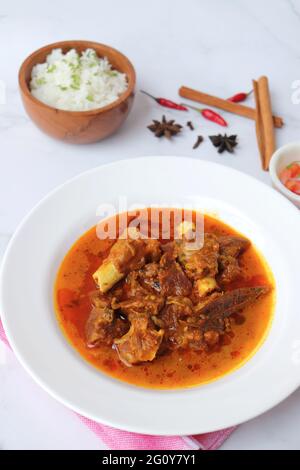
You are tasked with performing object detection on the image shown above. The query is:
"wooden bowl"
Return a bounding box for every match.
[18,40,136,144]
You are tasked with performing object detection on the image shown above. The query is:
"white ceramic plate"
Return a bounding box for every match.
[1,157,300,436]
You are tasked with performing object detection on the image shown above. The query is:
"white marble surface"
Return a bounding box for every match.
[0,0,300,450]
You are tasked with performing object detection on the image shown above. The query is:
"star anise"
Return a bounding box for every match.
[147,115,182,139]
[209,134,238,153]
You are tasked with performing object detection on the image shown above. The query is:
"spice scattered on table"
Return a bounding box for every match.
[193,135,204,149]
[147,115,182,138]
[227,90,253,103]
[141,90,188,111]
[252,76,275,171]
[209,134,238,153]
[182,103,227,127]
[187,121,194,130]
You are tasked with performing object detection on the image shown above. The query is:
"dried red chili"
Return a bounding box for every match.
[201,108,227,126]
[140,90,188,111]
[227,90,253,103]
[183,103,227,127]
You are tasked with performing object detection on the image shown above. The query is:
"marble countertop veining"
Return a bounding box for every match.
[0,0,299,450]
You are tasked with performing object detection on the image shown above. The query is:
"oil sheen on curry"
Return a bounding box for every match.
[54,209,274,389]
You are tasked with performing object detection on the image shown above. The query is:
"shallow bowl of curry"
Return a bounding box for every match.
[1,156,300,436]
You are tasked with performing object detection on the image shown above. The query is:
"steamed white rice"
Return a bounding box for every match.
[30,48,128,111]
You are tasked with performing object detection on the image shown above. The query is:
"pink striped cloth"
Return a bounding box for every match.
[0,318,235,450]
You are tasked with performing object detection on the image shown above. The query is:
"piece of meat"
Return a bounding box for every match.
[162,316,228,351]
[158,256,192,297]
[139,242,191,297]
[144,238,161,262]
[108,228,147,273]
[86,292,129,347]
[85,305,114,347]
[161,241,179,258]
[178,233,220,281]
[123,270,149,298]
[138,262,160,292]
[198,286,270,321]
[204,315,232,335]
[113,269,164,317]
[166,321,204,351]
[218,235,250,258]
[93,228,151,293]
[218,255,241,285]
[113,294,164,318]
[85,304,128,348]
[161,297,194,324]
[114,315,164,365]
[159,297,204,350]
[218,235,250,285]
[138,249,192,297]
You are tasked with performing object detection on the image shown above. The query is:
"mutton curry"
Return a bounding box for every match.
[55,209,274,389]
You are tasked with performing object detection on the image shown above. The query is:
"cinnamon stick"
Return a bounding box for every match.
[253,79,266,170]
[179,86,283,129]
[257,76,276,171]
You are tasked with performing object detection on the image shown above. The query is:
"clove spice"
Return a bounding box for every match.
[193,135,204,149]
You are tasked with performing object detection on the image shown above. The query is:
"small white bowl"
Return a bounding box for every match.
[269,142,300,209]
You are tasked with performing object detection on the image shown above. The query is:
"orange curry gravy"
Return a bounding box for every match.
[54,209,275,389]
